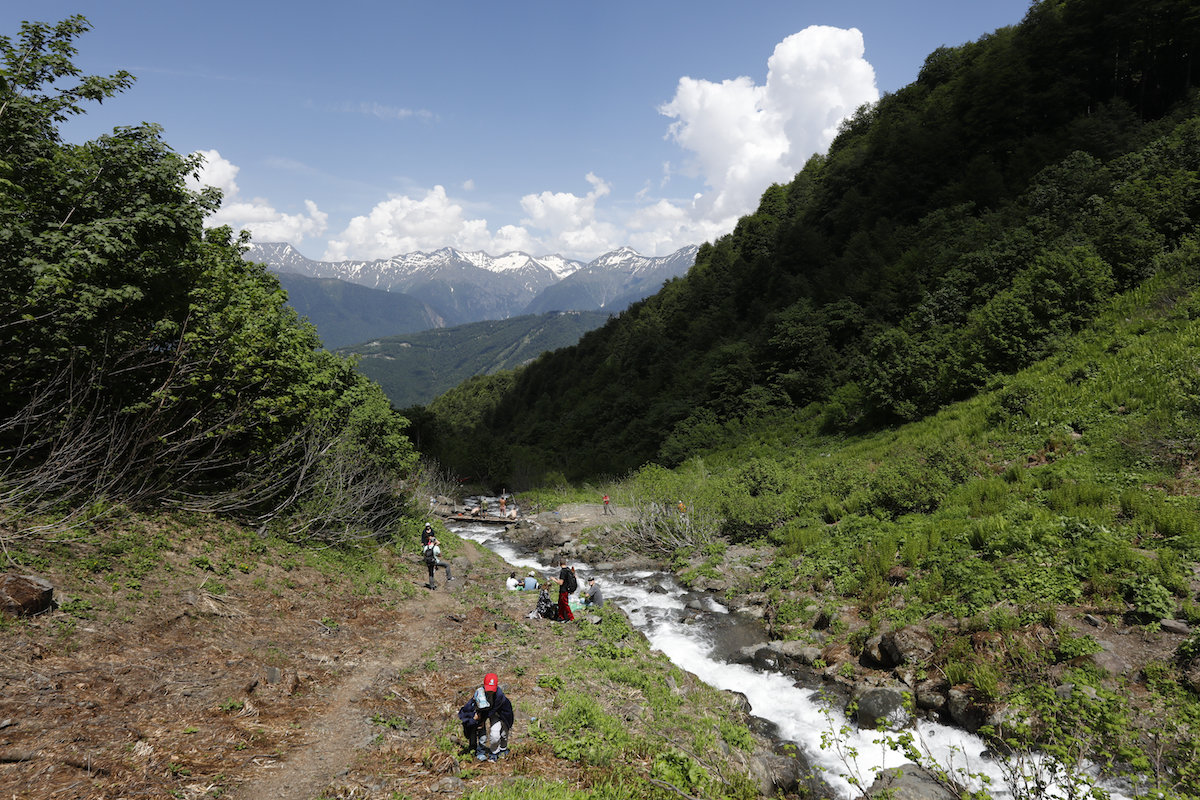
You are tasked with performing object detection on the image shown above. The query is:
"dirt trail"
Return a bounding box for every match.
[233,618,448,800]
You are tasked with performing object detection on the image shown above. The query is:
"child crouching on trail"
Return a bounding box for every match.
[458,672,513,761]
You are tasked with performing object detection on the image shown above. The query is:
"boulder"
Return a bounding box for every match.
[750,646,782,672]
[726,690,752,714]
[861,635,893,668]
[853,686,912,731]
[732,645,759,666]
[1161,619,1191,636]
[945,688,987,732]
[1087,641,1132,678]
[772,640,824,667]
[1,574,54,616]
[867,764,957,800]
[915,678,948,712]
[882,627,935,666]
[748,742,837,799]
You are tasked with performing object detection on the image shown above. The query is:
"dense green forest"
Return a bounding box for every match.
[341,309,610,408]
[0,17,418,539]
[418,0,1200,485]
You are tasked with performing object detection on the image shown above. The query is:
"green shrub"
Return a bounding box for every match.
[1122,574,1175,621]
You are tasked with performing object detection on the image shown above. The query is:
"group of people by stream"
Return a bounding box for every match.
[505,561,604,621]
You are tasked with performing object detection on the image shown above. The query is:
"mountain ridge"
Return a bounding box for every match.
[244,241,698,328]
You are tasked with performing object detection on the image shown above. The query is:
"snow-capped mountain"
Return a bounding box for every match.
[243,242,697,327]
[523,244,700,315]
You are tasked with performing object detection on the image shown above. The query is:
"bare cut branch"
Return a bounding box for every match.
[600,496,722,559]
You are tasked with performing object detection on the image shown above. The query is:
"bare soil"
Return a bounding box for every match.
[0,506,628,800]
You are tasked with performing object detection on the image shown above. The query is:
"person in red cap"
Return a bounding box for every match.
[457,672,513,761]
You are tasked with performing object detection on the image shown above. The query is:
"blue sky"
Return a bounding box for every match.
[5,1,1033,262]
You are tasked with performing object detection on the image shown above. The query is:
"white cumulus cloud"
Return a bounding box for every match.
[324,185,517,261]
[518,173,622,255]
[649,25,878,236]
[189,149,328,245]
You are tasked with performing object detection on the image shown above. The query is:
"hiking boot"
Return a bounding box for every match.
[487,751,498,762]
[447,576,455,581]
[476,748,489,762]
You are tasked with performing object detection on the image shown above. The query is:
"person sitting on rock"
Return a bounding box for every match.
[522,571,539,591]
[582,576,605,609]
[457,672,513,761]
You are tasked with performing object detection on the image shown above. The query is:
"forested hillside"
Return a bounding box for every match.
[0,17,417,539]
[274,271,444,349]
[341,310,610,408]
[419,0,1200,484]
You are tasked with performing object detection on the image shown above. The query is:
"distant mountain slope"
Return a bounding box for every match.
[274,271,444,348]
[523,245,699,314]
[337,310,611,408]
[245,243,582,326]
[244,243,698,326]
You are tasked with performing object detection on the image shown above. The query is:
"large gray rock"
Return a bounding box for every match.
[945,688,987,732]
[882,627,936,666]
[771,640,823,666]
[1161,619,1191,636]
[748,742,837,799]
[867,764,957,800]
[862,634,893,667]
[0,574,54,616]
[1087,640,1132,678]
[854,687,912,731]
[915,678,948,712]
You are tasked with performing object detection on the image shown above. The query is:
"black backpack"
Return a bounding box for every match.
[423,545,437,565]
[563,569,577,594]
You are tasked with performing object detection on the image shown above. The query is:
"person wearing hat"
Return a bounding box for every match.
[421,522,434,546]
[582,576,605,609]
[457,672,513,761]
[422,535,453,589]
[522,571,539,591]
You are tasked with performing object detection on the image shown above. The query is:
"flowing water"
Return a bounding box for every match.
[451,520,1133,799]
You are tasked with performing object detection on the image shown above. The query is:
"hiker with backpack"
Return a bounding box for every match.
[458,672,514,761]
[549,558,577,621]
[422,536,453,589]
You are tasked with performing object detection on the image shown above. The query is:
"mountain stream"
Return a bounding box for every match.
[450,520,1134,800]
